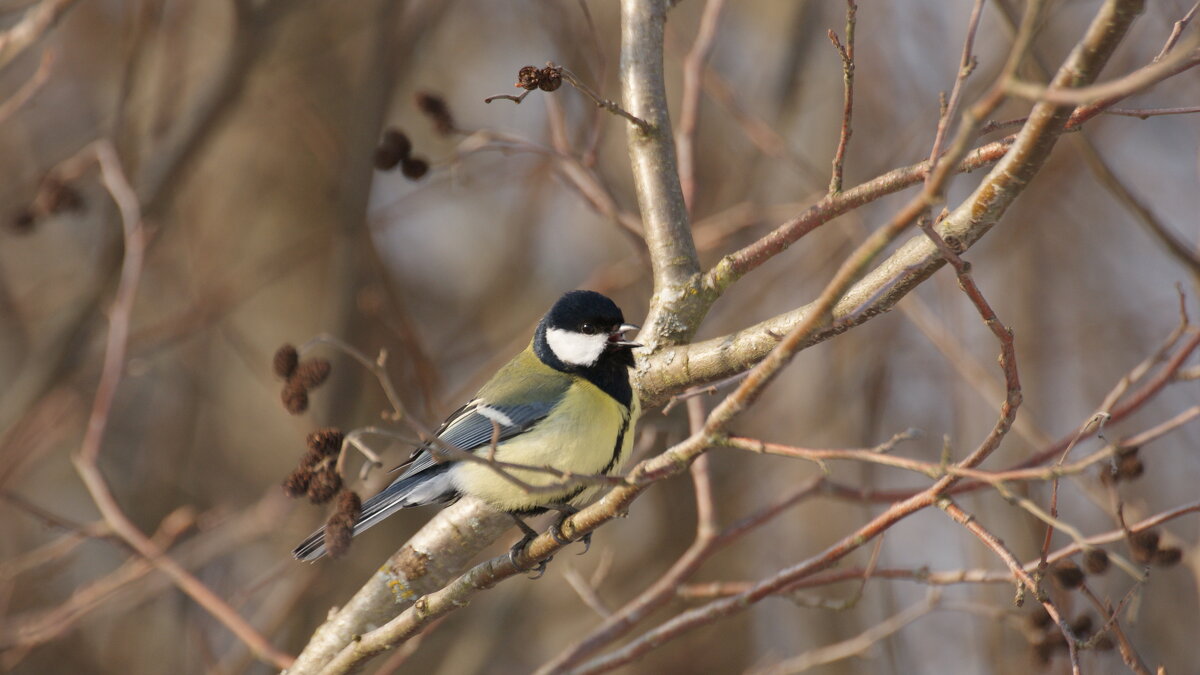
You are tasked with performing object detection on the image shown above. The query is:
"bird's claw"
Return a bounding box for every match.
[548,509,592,555]
[509,533,551,579]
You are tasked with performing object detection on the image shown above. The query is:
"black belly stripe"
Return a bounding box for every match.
[508,411,631,515]
[601,412,631,475]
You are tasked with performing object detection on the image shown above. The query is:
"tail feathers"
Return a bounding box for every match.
[292,465,457,561]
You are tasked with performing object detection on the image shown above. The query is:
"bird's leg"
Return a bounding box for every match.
[508,514,551,579]
[544,504,591,555]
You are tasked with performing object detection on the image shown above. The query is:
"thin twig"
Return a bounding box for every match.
[71,141,292,669]
[485,64,651,133]
[939,500,1081,673]
[748,591,939,675]
[826,0,857,195]
[483,90,532,105]
[1079,584,1151,675]
[1007,37,1200,105]
[1156,1,1200,61]
[300,334,409,421]
[925,0,985,180]
[678,498,1200,595]
[560,66,651,132]
[1105,105,1200,118]
[676,0,726,210]
[562,565,613,619]
[660,371,749,414]
[0,48,54,125]
[0,0,81,70]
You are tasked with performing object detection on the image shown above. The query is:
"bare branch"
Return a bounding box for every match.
[1007,40,1200,105]
[621,0,704,346]
[0,0,81,70]
[748,592,939,675]
[676,0,726,210]
[826,0,857,195]
[70,141,292,669]
[0,48,54,125]
[642,0,1148,407]
[939,501,1081,672]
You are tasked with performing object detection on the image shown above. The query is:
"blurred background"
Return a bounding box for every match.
[2,0,1198,673]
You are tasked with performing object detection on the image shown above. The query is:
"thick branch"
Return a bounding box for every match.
[620,0,705,346]
[638,0,1148,408]
[287,500,510,674]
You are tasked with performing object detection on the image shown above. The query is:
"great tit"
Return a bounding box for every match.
[293,290,641,562]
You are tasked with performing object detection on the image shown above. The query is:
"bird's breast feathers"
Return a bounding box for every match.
[451,378,638,512]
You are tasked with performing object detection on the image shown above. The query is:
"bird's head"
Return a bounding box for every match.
[539,290,640,369]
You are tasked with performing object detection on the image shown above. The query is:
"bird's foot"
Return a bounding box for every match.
[546,504,592,556]
[508,514,551,579]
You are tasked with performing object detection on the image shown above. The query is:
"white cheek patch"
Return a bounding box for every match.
[546,328,608,367]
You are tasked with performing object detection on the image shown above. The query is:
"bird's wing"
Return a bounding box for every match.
[394,399,559,478]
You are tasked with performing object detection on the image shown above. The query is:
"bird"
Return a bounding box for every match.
[292,290,641,568]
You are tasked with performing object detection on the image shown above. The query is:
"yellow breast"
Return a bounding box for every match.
[452,380,639,512]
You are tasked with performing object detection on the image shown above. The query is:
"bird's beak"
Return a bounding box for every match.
[608,323,642,348]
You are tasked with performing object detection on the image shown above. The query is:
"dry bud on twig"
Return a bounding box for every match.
[414,91,456,135]
[299,447,324,471]
[283,467,313,498]
[307,427,345,457]
[325,490,364,558]
[295,358,332,389]
[373,128,412,170]
[281,381,309,414]
[1027,606,1053,629]
[307,466,342,504]
[1083,548,1110,574]
[10,172,87,233]
[39,174,85,214]
[1051,559,1085,589]
[401,157,429,180]
[1152,546,1182,567]
[1130,529,1160,563]
[273,344,299,378]
[516,65,541,90]
[1116,450,1144,481]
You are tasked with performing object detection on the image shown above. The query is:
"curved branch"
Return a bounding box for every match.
[637,0,1151,408]
[0,0,81,71]
[287,500,510,674]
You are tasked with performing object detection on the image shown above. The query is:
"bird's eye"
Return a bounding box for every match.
[580,322,598,335]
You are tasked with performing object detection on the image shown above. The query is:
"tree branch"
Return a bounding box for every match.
[621,0,704,347]
[639,0,1152,408]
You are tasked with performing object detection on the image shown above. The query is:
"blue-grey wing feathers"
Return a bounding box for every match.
[292,399,557,561]
[395,400,558,478]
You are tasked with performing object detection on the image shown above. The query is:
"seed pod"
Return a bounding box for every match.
[306,466,342,504]
[324,490,363,558]
[538,66,562,92]
[516,65,541,90]
[295,358,332,389]
[414,92,455,136]
[307,428,345,457]
[281,381,309,414]
[1051,559,1084,590]
[1083,549,1110,575]
[282,467,313,498]
[273,344,299,378]
[401,157,430,180]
